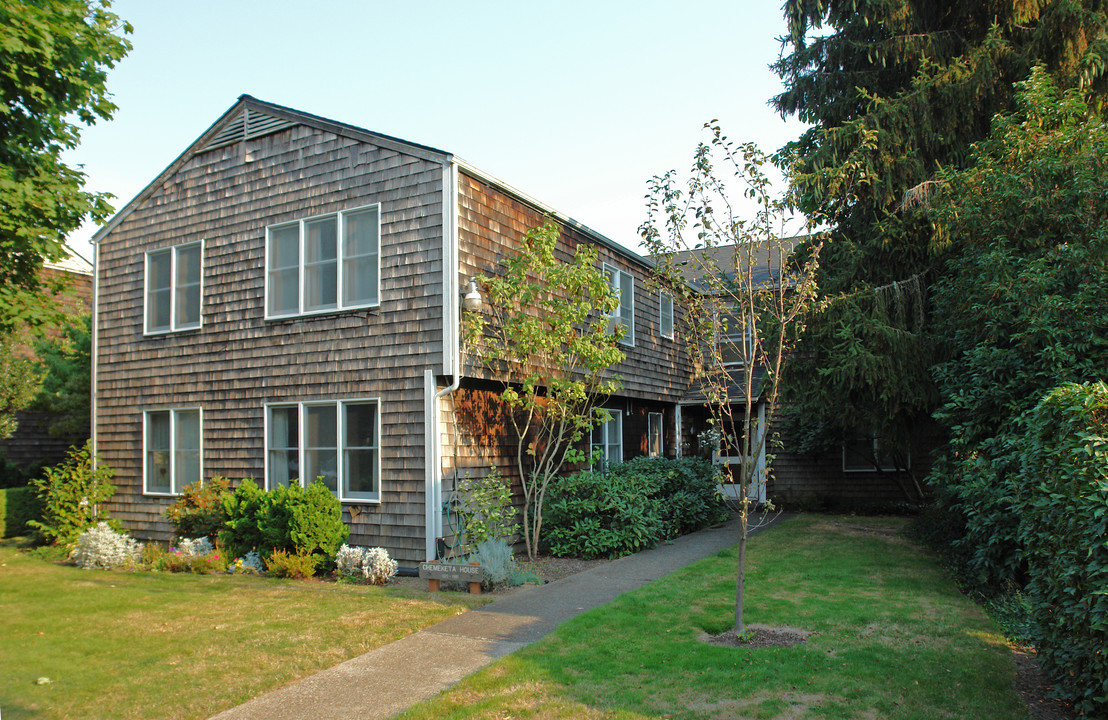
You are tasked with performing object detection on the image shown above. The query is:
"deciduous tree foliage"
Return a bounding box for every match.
[463,222,624,561]
[772,0,1108,471]
[922,69,1108,589]
[0,0,130,332]
[32,313,91,438]
[642,126,822,633]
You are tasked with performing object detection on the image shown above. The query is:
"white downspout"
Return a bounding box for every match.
[90,240,100,463]
[425,161,462,560]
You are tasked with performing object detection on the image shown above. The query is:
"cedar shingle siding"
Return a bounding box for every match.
[96,113,446,564]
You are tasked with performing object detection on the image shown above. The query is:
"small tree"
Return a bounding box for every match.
[463,221,625,560]
[641,124,822,633]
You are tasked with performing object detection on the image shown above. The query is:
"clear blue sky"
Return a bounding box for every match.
[64,0,807,259]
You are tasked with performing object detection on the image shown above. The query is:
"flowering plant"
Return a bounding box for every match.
[335,544,397,585]
[71,522,142,570]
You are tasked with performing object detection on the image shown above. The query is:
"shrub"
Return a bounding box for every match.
[164,477,230,540]
[258,480,348,569]
[455,468,519,553]
[265,548,317,579]
[1017,382,1108,716]
[218,479,348,574]
[467,538,515,589]
[1,485,41,538]
[218,478,268,560]
[71,522,142,570]
[335,544,397,585]
[544,457,728,559]
[544,466,664,559]
[143,539,227,574]
[27,442,116,546]
[176,536,214,558]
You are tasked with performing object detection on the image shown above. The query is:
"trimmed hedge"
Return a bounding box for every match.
[1018,381,1108,716]
[0,486,40,538]
[544,457,728,559]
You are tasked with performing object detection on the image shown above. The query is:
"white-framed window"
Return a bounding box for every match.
[266,204,380,319]
[718,310,752,366]
[603,263,635,347]
[591,408,623,468]
[266,399,381,502]
[843,434,909,472]
[144,408,202,495]
[659,292,674,340]
[648,412,664,457]
[145,242,202,334]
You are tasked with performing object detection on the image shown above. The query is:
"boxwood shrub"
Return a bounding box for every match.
[0,485,40,538]
[1018,381,1108,716]
[544,457,728,559]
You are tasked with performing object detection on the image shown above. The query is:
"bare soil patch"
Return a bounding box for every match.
[1012,649,1077,720]
[702,623,816,649]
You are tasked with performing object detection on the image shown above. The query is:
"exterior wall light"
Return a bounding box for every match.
[462,277,483,312]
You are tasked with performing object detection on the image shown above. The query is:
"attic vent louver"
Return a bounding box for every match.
[203,107,295,151]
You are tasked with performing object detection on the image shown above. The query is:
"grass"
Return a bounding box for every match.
[0,545,489,720]
[397,515,1030,720]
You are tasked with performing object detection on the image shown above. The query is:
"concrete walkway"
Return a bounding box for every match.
[209,514,782,720]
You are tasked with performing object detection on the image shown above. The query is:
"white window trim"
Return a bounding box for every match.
[591,408,623,467]
[718,310,753,367]
[659,291,674,340]
[264,398,382,503]
[142,407,203,496]
[603,263,635,347]
[264,203,382,320]
[144,240,203,335]
[648,412,664,457]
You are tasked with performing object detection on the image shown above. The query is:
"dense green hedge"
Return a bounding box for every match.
[543,457,729,559]
[218,478,348,571]
[1018,382,1108,716]
[0,486,40,538]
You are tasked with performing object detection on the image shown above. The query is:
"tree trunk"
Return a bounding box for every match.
[735,511,747,633]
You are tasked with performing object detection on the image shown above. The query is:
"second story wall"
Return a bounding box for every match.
[456,170,690,401]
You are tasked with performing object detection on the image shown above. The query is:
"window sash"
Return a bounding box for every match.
[648,412,663,457]
[660,292,674,339]
[591,410,623,468]
[603,264,635,347]
[146,242,202,334]
[265,205,380,319]
[144,408,202,495]
[266,400,380,502]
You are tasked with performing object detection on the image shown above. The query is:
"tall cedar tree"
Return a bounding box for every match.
[771,0,1108,487]
[0,1,131,332]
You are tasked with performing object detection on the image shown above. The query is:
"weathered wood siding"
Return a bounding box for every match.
[456,171,691,401]
[95,123,445,564]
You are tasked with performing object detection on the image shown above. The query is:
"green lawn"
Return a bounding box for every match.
[398,515,1030,720]
[0,547,488,720]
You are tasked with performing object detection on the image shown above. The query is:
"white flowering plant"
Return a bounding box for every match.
[71,522,143,570]
[334,544,397,585]
[174,536,214,558]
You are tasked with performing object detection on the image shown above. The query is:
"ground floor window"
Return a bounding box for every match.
[591,409,623,469]
[648,412,664,457]
[843,433,908,472]
[144,408,201,495]
[266,399,380,502]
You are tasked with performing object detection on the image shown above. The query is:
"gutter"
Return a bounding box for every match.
[90,240,100,464]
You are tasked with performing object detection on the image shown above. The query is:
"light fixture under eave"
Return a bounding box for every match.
[462,277,483,312]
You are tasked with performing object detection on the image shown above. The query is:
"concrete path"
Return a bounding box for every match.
[208,514,783,720]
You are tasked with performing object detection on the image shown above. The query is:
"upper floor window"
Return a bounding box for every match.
[145,242,202,334]
[266,204,380,319]
[718,310,752,366]
[659,292,674,339]
[603,263,635,346]
[144,408,201,495]
[266,399,381,502]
